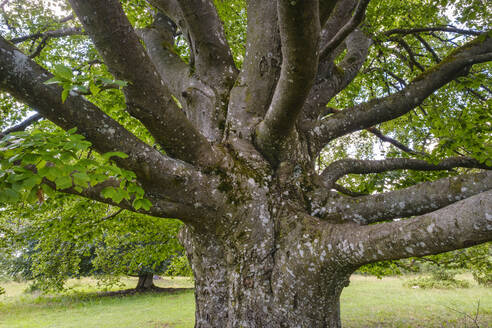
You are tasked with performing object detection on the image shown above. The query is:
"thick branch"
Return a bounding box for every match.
[302,29,371,122]
[68,0,218,167]
[333,190,492,265]
[317,171,492,224]
[320,0,371,59]
[313,34,492,153]
[0,113,42,138]
[255,0,320,163]
[0,37,221,221]
[319,0,357,50]
[320,157,488,188]
[47,179,192,220]
[319,0,339,26]
[174,0,238,87]
[136,15,189,99]
[226,0,282,141]
[147,0,184,25]
[137,14,223,142]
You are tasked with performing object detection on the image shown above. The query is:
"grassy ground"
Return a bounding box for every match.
[341,274,491,327]
[0,274,490,327]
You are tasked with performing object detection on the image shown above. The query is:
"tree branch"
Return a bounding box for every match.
[332,183,368,197]
[136,14,189,99]
[137,14,223,142]
[255,0,320,164]
[383,26,483,37]
[302,29,371,123]
[319,0,340,26]
[0,37,222,221]
[332,190,492,265]
[173,0,238,87]
[44,178,193,220]
[320,156,487,188]
[313,34,492,153]
[365,127,424,155]
[226,0,282,141]
[414,34,440,63]
[389,37,426,71]
[319,0,357,50]
[320,0,371,59]
[316,171,492,224]
[10,27,84,44]
[0,113,42,138]
[68,0,218,167]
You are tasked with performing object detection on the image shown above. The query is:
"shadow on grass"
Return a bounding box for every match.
[2,286,195,309]
[96,286,194,298]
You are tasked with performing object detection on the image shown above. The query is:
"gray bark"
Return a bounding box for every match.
[0,1,491,327]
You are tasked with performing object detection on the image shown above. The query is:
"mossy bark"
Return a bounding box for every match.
[180,195,354,328]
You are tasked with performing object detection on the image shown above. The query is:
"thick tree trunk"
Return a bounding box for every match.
[136,272,155,290]
[185,236,351,327]
[181,203,354,328]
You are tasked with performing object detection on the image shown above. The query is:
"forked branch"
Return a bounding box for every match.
[255,0,320,163]
[320,0,371,58]
[174,0,238,87]
[320,157,490,188]
[317,171,492,224]
[302,29,371,122]
[333,190,492,265]
[0,37,221,221]
[313,34,492,153]
[319,0,340,26]
[68,0,218,167]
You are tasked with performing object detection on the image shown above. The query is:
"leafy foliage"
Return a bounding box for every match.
[404,268,471,289]
[0,127,149,210]
[0,195,184,292]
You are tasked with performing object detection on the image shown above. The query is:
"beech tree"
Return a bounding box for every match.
[0,196,184,292]
[0,0,491,327]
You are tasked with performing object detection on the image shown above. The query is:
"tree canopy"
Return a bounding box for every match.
[0,194,185,291]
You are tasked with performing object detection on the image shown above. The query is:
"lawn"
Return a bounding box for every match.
[0,275,490,328]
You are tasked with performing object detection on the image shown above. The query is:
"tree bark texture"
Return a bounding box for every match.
[136,273,155,290]
[0,1,491,327]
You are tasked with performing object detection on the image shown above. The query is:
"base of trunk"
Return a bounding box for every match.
[136,273,155,290]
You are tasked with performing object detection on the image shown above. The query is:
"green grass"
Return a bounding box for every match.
[0,277,195,328]
[341,274,492,328]
[1,275,491,327]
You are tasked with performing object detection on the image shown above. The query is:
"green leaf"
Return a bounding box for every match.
[61,88,70,103]
[54,64,73,80]
[133,198,152,211]
[55,176,73,190]
[72,172,90,187]
[102,152,129,160]
[112,79,128,87]
[89,80,100,95]
[43,76,64,85]
[72,85,89,93]
[101,186,116,200]
[22,175,42,189]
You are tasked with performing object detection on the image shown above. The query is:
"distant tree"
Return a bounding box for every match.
[0,195,184,291]
[0,0,491,327]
